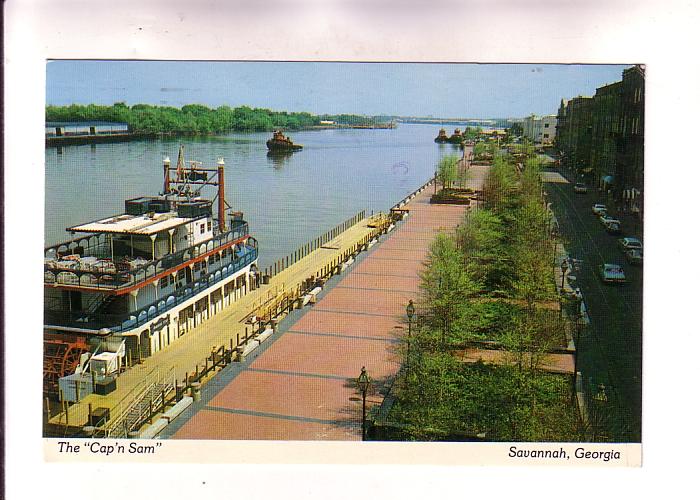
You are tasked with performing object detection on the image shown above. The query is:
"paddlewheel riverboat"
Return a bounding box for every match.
[43,146,260,397]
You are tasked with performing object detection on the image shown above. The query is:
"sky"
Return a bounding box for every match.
[46,60,631,119]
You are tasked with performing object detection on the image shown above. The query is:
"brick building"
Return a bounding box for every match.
[555,65,644,215]
[590,81,623,192]
[616,65,645,215]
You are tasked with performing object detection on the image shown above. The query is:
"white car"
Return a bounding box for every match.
[599,214,620,226]
[625,249,643,265]
[599,264,627,284]
[618,237,643,251]
[592,204,607,216]
[574,183,588,193]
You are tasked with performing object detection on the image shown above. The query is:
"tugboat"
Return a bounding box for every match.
[43,145,259,399]
[448,128,464,144]
[434,128,449,143]
[266,130,303,152]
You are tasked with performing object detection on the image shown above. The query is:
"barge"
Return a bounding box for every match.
[43,146,260,398]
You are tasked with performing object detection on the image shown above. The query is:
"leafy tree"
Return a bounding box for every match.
[419,234,480,346]
[45,102,369,135]
[436,154,459,190]
[483,155,518,211]
[473,142,489,157]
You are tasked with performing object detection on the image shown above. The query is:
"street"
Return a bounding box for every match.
[543,167,643,441]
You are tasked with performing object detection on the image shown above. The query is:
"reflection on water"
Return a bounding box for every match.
[45,124,450,268]
[266,150,295,169]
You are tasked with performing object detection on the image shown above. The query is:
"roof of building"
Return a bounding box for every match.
[68,211,195,236]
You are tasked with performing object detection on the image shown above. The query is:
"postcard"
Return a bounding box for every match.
[5,1,693,498]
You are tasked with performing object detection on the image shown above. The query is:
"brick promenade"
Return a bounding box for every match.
[172,164,489,440]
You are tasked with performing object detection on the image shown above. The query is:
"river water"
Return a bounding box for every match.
[45,124,459,268]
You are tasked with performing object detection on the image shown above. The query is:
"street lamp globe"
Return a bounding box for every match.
[357,366,370,394]
[406,300,415,320]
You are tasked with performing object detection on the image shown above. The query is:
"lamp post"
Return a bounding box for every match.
[406,300,415,371]
[559,294,563,319]
[572,313,584,401]
[560,259,569,290]
[357,366,370,441]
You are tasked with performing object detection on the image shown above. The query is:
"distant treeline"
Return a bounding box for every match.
[45,103,387,135]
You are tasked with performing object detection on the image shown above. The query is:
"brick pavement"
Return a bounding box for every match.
[172,163,490,440]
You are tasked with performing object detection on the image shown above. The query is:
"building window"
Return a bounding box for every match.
[544,123,550,128]
[207,220,212,232]
[544,133,549,138]
[160,277,169,289]
[200,223,205,234]
[634,87,642,103]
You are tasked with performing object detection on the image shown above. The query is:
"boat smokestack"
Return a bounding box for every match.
[217,158,226,231]
[163,156,171,194]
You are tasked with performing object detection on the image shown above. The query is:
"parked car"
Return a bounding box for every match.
[592,204,607,215]
[604,221,622,234]
[625,248,643,265]
[618,237,643,251]
[599,263,627,284]
[574,183,588,193]
[599,214,620,226]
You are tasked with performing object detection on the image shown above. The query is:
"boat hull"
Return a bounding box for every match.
[266,140,303,151]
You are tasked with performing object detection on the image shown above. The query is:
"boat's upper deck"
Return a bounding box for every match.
[68,211,192,236]
[45,208,252,294]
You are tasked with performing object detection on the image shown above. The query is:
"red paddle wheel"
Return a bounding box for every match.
[43,332,90,398]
